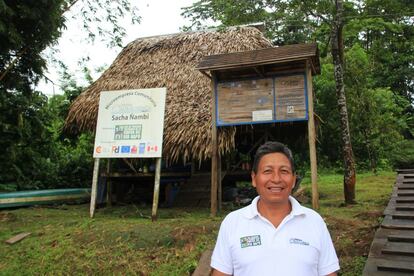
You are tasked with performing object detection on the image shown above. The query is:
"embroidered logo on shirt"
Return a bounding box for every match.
[240,235,261,248]
[289,238,309,246]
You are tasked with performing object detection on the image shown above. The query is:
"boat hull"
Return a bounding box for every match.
[0,188,91,209]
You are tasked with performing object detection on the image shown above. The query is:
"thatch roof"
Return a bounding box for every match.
[65,27,273,163]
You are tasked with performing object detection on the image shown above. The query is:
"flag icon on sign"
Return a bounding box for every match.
[139,143,146,154]
[147,145,158,152]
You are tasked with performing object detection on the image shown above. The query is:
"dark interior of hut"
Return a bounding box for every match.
[220,122,308,204]
[98,121,309,208]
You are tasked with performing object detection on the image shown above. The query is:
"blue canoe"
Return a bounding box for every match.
[0,188,91,209]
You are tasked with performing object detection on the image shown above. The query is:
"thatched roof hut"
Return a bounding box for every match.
[65,27,273,163]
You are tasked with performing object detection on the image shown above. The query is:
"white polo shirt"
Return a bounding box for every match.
[211,196,339,276]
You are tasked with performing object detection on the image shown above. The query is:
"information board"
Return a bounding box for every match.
[217,78,273,124]
[216,74,307,125]
[275,75,306,120]
[93,88,166,158]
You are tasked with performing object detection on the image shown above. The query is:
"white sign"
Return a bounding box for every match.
[252,110,273,122]
[93,88,166,158]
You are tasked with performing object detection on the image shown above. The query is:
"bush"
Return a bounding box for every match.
[390,139,414,169]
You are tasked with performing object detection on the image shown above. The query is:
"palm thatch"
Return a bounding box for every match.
[65,27,273,163]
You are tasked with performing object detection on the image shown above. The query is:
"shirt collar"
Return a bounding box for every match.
[242,195,306,219]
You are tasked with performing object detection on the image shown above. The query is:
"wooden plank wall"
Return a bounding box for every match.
[363,169,414,275]
[275,75,306,120]
[217,78,273,124]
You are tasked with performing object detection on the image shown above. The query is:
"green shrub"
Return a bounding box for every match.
[390,139,414,169]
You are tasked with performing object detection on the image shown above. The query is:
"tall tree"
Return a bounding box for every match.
[0,0,139,92]
[330,0,356,203]
[0,0,65,93]
[183,0,358,203]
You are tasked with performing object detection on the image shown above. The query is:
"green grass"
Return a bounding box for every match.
[0,205,222,275]
[0,171,395,275]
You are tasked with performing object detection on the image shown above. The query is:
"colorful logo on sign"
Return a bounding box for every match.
[112,146,120,153]
[131,145,137,154]
[95,146,102,153]
[139,143,146,154]
[121,145,131,153]
[147,145,158,152]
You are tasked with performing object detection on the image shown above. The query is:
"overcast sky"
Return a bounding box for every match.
[39,0,197,96]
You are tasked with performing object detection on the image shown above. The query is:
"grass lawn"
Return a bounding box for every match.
[0,171,395,275]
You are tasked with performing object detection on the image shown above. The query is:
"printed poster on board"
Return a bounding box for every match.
[93,88,166,158]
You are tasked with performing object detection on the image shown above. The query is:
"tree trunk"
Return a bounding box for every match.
[331,0,356,204]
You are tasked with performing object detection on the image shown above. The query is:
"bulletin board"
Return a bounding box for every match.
[216,74,307,126]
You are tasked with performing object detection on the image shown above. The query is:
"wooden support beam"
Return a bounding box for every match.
[191,159,196,176]
[211,76,218,217]
[151,158,162,221]
[306,63,319,209]
[221,133,266,180]
[218,150,222,212]
[106,159,112,206]
[309,57,317,76]
[253,66,265,78]
[200,70,212,79]
[90,158,100,218]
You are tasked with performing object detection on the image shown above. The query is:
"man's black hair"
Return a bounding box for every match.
[252,141,295,174]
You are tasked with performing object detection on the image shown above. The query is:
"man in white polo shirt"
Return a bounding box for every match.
[211,141,339,276]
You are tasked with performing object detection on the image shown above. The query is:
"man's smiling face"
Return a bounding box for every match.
[251,152,296,206]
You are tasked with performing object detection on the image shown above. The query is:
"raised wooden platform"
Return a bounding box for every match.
[363,171,414,275]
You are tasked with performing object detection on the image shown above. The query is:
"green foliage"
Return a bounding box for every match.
[389,139,414,169]
[182,0,324,44]
[0,90,52,190]
[0,70,94,191]
[360,0,414,103]
[344,44,408,170]
[1,0,140,91]
[314,44,410,170]
[314,62,341,167]
[0,91,94,191]
[0,0,65,93]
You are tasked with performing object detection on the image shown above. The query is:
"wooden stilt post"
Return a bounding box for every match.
[218,151,222,212]
[211,76,218,217]
[306,63,319,209]
[106,159,112,207]
[151,158,162,221]
[191,159,196,176]
[90,158,100,218]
